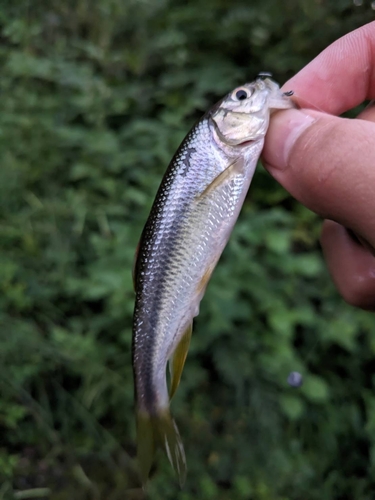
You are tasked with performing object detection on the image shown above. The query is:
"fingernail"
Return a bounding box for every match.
[263,109,316,170]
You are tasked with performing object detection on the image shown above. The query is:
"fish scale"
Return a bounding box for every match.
[132,77,294,487]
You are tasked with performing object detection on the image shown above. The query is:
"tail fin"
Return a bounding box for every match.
[136,409,187,487]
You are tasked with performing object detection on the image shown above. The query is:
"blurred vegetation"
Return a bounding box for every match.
[0,1,375,499]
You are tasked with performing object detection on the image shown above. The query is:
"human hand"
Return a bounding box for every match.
[262,21,375,310]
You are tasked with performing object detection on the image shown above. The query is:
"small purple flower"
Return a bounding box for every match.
[287,371,303,388]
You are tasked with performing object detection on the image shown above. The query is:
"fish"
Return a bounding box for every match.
[132,76,294,487]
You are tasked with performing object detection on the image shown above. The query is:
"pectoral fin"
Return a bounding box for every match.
[169,323,192,400]
[196,156,244,200]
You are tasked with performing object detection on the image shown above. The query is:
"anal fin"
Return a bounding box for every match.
[169,323,192,400]
[196,263,216,297]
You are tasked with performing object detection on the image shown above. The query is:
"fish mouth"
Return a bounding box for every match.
[237,139,254,147]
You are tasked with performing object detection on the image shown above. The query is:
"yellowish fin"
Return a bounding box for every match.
[196,156,244,201]
[196,264,216,297]
[137,409,187,488]
[169,323,192,400]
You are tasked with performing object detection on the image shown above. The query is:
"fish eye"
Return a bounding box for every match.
[235,89,249,100]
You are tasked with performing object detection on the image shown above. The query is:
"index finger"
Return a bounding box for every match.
[283,21,375,115]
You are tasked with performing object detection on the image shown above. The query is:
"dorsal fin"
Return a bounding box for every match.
[132,242,140,291]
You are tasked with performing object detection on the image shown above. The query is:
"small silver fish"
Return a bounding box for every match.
[132,77,293,486]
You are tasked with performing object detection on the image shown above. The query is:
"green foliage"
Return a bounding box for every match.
[0,1,374,499]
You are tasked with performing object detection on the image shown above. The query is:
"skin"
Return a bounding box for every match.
[262,21,375,310]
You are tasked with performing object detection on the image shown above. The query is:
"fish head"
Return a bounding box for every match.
[211,77,294,147]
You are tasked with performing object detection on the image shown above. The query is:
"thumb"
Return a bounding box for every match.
[262,109,375,248]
